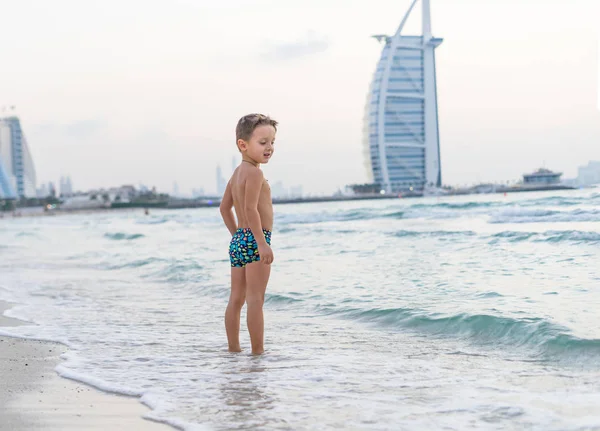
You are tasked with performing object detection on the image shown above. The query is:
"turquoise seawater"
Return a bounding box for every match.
[1,190,600,430]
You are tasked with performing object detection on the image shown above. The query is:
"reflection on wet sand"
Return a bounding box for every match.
[216,355,288,430]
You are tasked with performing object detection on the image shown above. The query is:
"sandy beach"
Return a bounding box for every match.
[0,301,173,431]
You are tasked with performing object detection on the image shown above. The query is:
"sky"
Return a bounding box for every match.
[0,0,599,195]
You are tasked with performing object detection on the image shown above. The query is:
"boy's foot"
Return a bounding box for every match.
[251,348,264,355]
[228,346,242,353]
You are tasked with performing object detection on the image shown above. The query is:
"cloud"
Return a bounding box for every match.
[262,32,330,62]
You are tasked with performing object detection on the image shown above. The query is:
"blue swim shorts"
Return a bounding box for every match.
[229,228,272,267]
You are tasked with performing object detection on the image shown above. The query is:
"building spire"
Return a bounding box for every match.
[422,0,432,39]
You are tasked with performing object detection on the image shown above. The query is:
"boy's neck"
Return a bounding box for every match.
[242,157,260,167]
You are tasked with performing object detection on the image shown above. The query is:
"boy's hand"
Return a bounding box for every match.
[258,244,274,265]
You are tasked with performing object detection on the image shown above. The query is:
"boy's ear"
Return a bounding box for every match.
[237,139,247,151]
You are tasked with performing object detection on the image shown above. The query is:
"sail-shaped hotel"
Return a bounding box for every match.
[363,0,443,194]
[0,115,37,199]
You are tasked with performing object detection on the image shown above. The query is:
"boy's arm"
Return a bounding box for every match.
[219,181,237,236]
[244,169,269,249]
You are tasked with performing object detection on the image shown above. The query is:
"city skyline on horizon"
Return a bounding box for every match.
[1,0,598,196]
[31,157,600,199]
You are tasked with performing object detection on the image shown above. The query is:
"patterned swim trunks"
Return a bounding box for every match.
[229,228,272,267]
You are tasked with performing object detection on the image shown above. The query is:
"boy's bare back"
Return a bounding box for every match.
[230,163,273,231]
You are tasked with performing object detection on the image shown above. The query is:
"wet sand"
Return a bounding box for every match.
[0,301,174,430]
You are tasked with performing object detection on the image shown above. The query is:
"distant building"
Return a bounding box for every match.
[363,0,443,194]
[192,188,205,198]
[61,185,137,209]
[348,183,382,195]
[522,168,562,185]
[48,182,57,198]
[37,183,49,198]
[289,185,303,198]
[60,176,73,197]
[271,181,287,198]
[0,115,37,199]
[106,185,136,203]
[577,161,600,186]
[60,194,108,210]
[216,165,226,196]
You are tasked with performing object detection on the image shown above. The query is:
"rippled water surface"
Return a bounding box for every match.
[1,190,600,430]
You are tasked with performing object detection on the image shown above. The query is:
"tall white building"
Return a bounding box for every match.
[60,176,74,197]
[216,165,226,196]
[270,181,287,199]
[192,187,205,198]
[363,0,442,193]
[0,115,37,199]
[578,161,600,186]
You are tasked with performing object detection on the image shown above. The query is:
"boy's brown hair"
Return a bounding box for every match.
[235,113,278,147]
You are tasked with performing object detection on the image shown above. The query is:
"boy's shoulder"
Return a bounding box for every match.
[230,164,264,185]
[244,165,264,180]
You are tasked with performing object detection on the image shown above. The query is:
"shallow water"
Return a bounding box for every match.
[1,190,600,430]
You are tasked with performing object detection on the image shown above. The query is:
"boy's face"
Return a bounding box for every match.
[239,125,276,164]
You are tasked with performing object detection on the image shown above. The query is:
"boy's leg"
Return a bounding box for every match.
[245,261,271,355]
[225,267,246,352]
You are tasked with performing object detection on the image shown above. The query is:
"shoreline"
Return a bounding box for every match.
[0,186,589,220]
[0,300,175,431]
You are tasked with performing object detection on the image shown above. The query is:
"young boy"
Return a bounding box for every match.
[219,113,277,355]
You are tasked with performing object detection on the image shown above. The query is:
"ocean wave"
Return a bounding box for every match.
[381,210,405,219]
[539,230,600,243]
[142,260,206,283]
[518,195,600,207]
[489,230,600,244]
[409,201,500,210]
[278,227,296,234]
[489,231,537,242]
[276,207,458,224]
[135,217,169,225]
[490,208,600,224]
[273,193,600,226]
[392,230,476,239]
[104,232,145,241]
[326,306,600,362]
[275,201,535,225]
[265,293,303,305]
[475,292,504,299]
[106,257,167,270]
[275,208,388,225]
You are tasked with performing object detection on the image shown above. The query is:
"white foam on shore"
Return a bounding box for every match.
[55,349,201,430]
[141,392,211,431]
[0,321,195,431]
[3,304,40,325]
[0,301,73,347]
[0,329,71,347]
[54,361,211,431]
[55,363,210,431]
[55,364,144,396]
[0,295,199,430]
